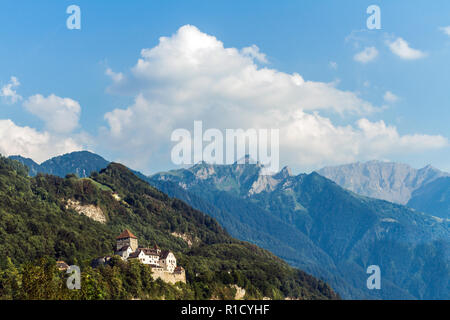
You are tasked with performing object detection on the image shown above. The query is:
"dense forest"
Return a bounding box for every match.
[0,156,338,300]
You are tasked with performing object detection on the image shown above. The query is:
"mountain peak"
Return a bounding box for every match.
[421,164,439,171]
[9,150,110,178]
[273,166,292,179]
[280,166,292,176]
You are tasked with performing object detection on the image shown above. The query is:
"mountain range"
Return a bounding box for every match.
[0,155,337,300]
[149,161,449,300]
[5,152,449,299]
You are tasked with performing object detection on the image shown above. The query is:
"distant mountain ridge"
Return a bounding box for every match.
[9,151,110,178]
[317,160,449,205]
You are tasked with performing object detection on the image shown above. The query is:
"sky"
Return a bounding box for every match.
[0,0,449,174]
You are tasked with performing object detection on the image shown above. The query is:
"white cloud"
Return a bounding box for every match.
[384,91,399,103]
[1,76,22,104]
[101,25,447,172]
[0,119,82,163]
[241,45,268,63]
[356,119,447,154]
[281,113,447,169]
[354,47,378,63]
[110,25,376,115]
[387,37,427,60]
[439,26,450,36]
[23,94,81,134]
[106,68,124,83]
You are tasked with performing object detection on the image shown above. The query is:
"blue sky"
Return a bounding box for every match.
[0,0,449,174]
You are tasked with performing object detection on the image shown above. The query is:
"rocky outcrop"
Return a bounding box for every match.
[248,166,293,195]
[65,199,106,223]
[231,285,246,300]
[171,232,198,247]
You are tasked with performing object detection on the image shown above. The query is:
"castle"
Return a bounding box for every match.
[113,229,186,284]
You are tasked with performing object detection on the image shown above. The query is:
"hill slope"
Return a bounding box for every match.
[0,156,337,300]
[407,177,450,219]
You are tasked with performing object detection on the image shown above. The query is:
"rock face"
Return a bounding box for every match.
[232,285,246,300]
[65,199,107,223]
[171,232,198,248]
[317,160,449,204]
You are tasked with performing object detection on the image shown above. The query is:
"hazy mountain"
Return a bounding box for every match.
[8,155,40,176]
[317,160,449,204]
[9,151,110,178]
[150,161,450,300]
[407,177,450,219]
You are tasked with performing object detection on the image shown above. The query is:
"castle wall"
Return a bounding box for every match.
[151,269,186,284]
[129,238,138,251]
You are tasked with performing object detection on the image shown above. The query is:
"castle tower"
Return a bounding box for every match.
[116,229,138,251]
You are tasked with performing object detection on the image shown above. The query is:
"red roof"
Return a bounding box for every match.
[116,229,138,239]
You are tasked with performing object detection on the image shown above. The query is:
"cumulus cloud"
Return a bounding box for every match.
[106,68,124,83]
[0,119,82,163]
[354,47,378,63]
[23,94,81,134]
[241,45,268,63]
[110,25,376,115]
[440,26,450,36]
[102,25,447,172]
[387,37,427,60]
[281,112,447,168]
[1,76,22,104]
[383,91,399,103]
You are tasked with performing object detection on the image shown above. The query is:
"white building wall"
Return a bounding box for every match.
[160,252,176,272]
